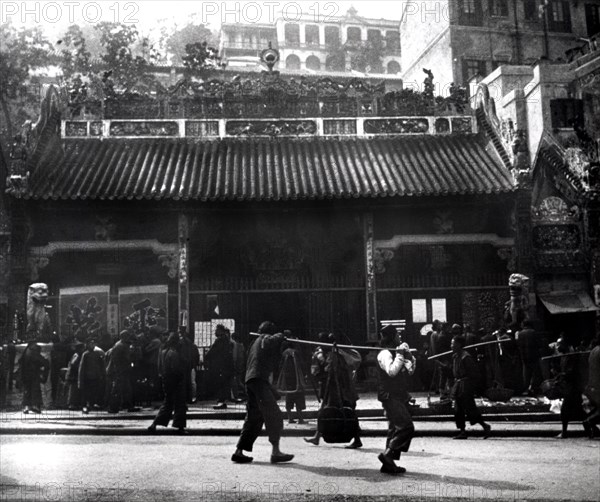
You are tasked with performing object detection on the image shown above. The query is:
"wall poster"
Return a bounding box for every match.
[118,285,168,333]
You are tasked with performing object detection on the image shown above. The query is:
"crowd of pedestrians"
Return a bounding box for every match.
[1,317,599,449]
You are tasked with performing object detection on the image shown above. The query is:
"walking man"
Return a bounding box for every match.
[376,325,416,475]
[148,332,187,433]
[451,335,491,439]
[231,321,293,464]
[78,337,106,413]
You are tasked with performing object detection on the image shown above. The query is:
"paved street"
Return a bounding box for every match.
[1,434,598,502]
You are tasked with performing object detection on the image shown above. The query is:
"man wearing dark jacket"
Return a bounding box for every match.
[430,321,452,397]
[231,321,293,464]
[451,335,491,440]
[148,332,187,433]
[106,331,134,413]
[78,337,106,414]
[205,324,234,409]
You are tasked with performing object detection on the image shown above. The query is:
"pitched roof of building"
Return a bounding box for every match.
[21,134,514,201]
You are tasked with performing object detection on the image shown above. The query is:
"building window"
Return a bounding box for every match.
[325,26,340,47]
[285,24,300,46]
[586,4,600,36]
[285,54,301,70]
[386,30,400,51]
[411,298,447,323]
[387,60,401,74]
[367,29,382,44]
[523,0,538,21]
[347,26,362,43]
[305,25,319,46]
[550,98,584,128]
[490,0,509,17]
[548,1,572,33]
[462,59,487,84]
[305,55,320,70]
[458,0,483,25]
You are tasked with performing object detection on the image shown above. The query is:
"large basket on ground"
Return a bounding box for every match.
[485,382,514,402]
[317,406,359,443]
[316,345,359,443]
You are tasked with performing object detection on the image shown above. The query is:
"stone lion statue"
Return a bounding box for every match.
[26,283,53,342]
[505,274,530,327]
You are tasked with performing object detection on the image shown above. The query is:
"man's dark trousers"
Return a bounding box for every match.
[237,378,283,451]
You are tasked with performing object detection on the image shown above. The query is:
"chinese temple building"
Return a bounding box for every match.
[5,48,541,351]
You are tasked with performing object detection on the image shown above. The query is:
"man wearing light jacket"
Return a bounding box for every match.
[376,325,416,475]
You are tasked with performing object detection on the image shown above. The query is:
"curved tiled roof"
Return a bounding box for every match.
[23,134,514,201]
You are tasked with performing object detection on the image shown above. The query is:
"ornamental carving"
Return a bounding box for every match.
[66,71,469,120]
[109,121,179,137]
[452,117,473,134]
[158,253,178,279]
[532,197,579,224]
[94,216,117,241]
[435,118,449,134]
[90,121,103,136]
[497,247,516,272]
[226,120,317,137]
[65,121,87,137]
[533,225,580,250]
[535,251,584,269]
[500,118,516,145]
[364,118,429,135]
[433,211,454,234]
[374,248,394,274]
[27,256,50,281]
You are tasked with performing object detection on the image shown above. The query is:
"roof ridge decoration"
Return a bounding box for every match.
[63,68,469,121]
[536,131,599,201]
[474,83,530,188]
[7,85,62,197]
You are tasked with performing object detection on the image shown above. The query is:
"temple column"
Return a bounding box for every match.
[364,212,378,342]
[178,213,190,331]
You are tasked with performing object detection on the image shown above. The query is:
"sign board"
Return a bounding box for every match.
[118,285,168,333]
[194,321,213,348]
[59,285,110,340]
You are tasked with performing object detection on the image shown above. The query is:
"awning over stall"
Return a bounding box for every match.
[538,291,600,314]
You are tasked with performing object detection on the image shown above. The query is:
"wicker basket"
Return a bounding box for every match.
[485,386,514,402]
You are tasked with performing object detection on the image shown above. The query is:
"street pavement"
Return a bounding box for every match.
[1,393,566,436]
[1,434,599,502]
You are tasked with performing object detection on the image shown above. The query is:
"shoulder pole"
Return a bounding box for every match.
[427,339,512,361]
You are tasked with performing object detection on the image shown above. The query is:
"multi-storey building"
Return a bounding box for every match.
[400,0,600,90]
[472,38,600,342]
[220,7,402,76]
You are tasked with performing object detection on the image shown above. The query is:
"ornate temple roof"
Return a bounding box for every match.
[17,134,514,201]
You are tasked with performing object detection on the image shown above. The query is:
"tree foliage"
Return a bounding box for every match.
[165,23,217,65]
[94,22,159,95]
[0,22,53,137]
[349,39,384,74]
[182,41,222,78]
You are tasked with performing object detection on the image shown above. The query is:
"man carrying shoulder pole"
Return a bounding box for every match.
[231,321,294,465]
[376,325,416,475]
